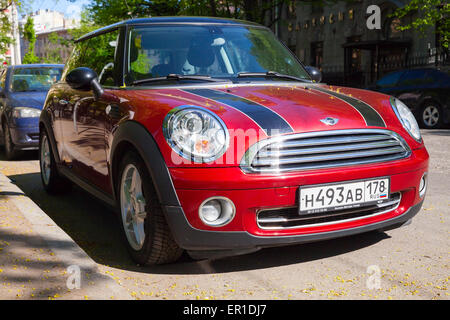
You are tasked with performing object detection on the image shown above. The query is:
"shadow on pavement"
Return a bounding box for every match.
[10,171,390,275]
[0,193,113,299]
[0,150,39,161]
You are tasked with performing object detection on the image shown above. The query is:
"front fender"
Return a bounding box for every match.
[109,120,180,207]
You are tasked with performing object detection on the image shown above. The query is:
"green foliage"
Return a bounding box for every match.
[22,16,39,64]
[392,0,449,49]
[86,0,300,26]
[82,29,118,76]
[0,0,15,62]
[87,0,180,26]
[68,10,101,41]
[40,32,70,64]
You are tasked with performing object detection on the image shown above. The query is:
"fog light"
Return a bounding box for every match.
[419,173,428,198]
[199,197,235,227]
[201,199,222,222]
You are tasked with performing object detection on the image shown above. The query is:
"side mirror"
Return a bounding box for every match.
[66,67,104,99]
[305,66,322,83]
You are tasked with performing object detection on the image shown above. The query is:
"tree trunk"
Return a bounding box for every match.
[243,0,255,22]
[209,0,217,16]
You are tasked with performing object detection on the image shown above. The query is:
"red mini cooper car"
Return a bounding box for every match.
[39,17,429,265]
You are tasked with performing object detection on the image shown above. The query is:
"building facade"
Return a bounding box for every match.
[20,9,79,64]
[276,0,447,88]
[0,1,21,65]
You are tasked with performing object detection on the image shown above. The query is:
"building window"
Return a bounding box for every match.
[288,1,296,18]
[347,36,362,72]
[311,41,323,69]
[385,17,402,39]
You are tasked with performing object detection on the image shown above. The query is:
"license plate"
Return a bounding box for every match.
[299,177,390,215]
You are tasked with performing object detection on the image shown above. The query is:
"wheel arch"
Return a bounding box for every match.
[39,110,61,163]
[0,113,6,134]
[109,120,181,208]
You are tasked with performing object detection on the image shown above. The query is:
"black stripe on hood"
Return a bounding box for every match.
[183,88,294,136]
[312,87,386,127]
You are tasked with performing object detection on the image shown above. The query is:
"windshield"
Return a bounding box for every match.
[127,25,311,84]
[11,67,62,92]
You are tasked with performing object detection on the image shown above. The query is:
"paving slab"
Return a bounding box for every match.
[0,173,130,300]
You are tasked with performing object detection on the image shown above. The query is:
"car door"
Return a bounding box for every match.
[395,69,431,109]
[57,29,121,192]
[0,68,10,139]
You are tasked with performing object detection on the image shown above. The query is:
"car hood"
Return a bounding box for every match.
[135,83,398,136]
[113,83,418,167]
[8,91,47,109]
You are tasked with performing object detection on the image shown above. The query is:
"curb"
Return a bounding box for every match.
[0,172,131,299]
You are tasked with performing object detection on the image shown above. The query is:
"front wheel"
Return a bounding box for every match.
[3,122,20,160]
[420,102,443,129]
[117,151,183,265]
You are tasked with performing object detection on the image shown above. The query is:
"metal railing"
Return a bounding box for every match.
[319,52,449,88]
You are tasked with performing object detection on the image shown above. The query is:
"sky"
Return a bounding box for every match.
[29,0,91,19]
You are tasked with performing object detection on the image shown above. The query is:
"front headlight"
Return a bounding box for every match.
[12,107,41,118]
[390,97,421,142]
[163,106,229,163]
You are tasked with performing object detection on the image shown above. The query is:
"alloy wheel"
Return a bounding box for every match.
[423,105,440,128]
[120,164,148,251]
[40,134,51,186]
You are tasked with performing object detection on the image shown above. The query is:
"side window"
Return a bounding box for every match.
[62,41,90,80]
[376,71,403,88]
[84,30,119,86]
[398,69,432,87]
[62,29,119,87]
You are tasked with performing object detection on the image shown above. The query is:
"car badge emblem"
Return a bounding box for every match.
[320,117,339,126]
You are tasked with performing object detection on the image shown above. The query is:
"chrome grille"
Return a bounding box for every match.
[257,192,402,230]
[241,129,411,173]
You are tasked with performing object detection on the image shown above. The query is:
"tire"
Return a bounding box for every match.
[3,122,20,160]
[419,101,443,129]
[117,151,183,265]
[39,129,72,194]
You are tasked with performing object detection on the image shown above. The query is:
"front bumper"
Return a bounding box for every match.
[164,146,428,254]
[9,118,39,150]
[164,199,423,257]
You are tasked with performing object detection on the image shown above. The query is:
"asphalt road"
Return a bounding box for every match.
[0,129,448,300]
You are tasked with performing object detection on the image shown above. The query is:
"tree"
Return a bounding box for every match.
[22,16,39,64]
[392,0,449,49]
[86,0,342,33]
[87,0,181,26]
[40,32,72,64]
[68,10,101,41]
[0,0,15,62]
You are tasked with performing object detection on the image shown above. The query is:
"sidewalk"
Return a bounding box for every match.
[0,173,130,300]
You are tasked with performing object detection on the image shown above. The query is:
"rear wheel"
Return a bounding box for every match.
[39,129,72,193]
[117,151,183,265]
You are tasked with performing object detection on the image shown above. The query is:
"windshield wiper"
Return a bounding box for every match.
[237,71,310,82]
[132,74,230,85]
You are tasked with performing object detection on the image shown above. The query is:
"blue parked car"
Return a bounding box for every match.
[369,68,450,129]
[0,64,63,159]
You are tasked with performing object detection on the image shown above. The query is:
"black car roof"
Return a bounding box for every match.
[75,16,263,43]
